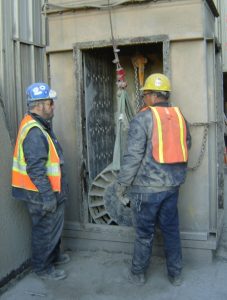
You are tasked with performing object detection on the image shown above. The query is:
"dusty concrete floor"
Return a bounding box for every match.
[1,172,227,300]
[1,249,227,300]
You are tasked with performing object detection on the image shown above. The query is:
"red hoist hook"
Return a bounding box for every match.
[112,48,127,89]
[108,1,127,89]
[116,66,127,89]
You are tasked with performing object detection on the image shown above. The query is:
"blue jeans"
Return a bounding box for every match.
[130,189,182,277]
[26,202,65,274]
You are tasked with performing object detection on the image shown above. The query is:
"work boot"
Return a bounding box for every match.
[168,274,183,286]
[128,270,145,286]
[54,253,70,266]
[37,266,67,281]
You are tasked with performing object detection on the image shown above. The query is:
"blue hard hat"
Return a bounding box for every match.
[26,82,57,103]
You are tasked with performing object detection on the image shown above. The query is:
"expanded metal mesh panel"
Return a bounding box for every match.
[84,51,115,181]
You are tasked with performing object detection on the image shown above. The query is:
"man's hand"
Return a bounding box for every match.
[43,197,57,213]
[115,182,130,206]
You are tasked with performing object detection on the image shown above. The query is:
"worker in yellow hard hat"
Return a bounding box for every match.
[141,73,171,92]
[115,73,191,286]
[140,73,171,109]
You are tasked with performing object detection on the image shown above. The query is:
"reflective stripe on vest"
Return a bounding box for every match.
[148,106,188,163]
[12,114,61,192]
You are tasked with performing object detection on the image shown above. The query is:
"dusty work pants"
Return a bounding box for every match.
[26,202,65,274]
[130,189,182,277]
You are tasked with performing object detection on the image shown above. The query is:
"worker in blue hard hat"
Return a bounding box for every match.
[26,82,57,119]
[12,82,70,280]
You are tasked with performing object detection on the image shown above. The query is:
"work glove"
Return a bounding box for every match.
[115,182,130,206]
[42,197,57,213]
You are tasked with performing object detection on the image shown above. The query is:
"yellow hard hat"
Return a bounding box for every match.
[140,73,171,92]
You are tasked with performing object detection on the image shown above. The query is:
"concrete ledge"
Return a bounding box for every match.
[63,221,215,263]
[63,236,213,265]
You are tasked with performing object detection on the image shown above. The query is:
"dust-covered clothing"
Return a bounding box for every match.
[12,112,68,205]
[130,189,182,277]
[117,101,191,278]
[118,102,191,193]
[12,113,68,274]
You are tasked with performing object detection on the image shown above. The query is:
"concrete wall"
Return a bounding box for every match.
[47,0,204,52]
[49,52,80,221]
[46,0,223,256]
[0,105,31,284]
[170,40,210,232]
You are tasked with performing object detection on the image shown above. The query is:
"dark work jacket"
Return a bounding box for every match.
[12,112,68,205]
[117,102,192,193]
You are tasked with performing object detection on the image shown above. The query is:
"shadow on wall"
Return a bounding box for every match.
[0,105,31,288]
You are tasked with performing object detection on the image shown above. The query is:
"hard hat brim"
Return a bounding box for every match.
[140,87,171,92]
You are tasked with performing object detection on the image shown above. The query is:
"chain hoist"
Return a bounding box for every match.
[131,54,147,112]
[133,64,141,112]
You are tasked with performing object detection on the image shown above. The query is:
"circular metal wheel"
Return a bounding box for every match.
[88,164,132,226]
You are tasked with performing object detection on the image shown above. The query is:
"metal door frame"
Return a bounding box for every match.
[73,35,170,224]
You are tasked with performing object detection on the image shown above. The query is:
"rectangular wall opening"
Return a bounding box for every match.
[75,39,168,225]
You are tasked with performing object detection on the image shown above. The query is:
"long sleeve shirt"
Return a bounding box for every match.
[12,113,68,205]
[117,102,191,193]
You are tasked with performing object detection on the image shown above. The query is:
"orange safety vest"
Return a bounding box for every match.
[142,106,188,163]
[12,114,61,192]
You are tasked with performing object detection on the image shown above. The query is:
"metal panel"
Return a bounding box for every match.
[83,50,115,181]
[12,0,19,39]
[213,0,221,40]
[33,0,43,45]
[20,43,32,107]
[13,41,23,130]
[220,0,227,71]
[1,0,18,141]
[34,47,45,81]
[18,0,32,41]
[0,0,46,142]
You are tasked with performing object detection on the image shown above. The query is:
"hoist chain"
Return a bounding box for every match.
[187,121,220,171]
[133,65,141,112]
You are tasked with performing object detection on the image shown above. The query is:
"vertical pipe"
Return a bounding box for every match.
[206,39,218,234]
